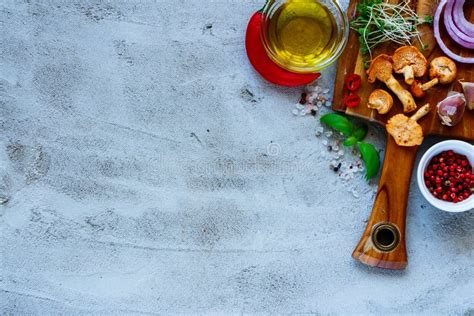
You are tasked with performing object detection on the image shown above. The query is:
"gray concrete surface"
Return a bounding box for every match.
[0,0,473,314]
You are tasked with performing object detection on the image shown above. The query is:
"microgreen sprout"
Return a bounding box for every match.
[351,0,431,61]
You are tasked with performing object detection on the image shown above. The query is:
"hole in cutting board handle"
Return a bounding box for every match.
[372,223,400,252]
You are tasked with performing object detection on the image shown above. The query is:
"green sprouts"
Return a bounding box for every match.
[351,0,431,61]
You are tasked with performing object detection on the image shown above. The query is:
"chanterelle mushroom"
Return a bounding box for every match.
[429,57,457,85]
[410,56,457,98]
[367,89,393,114]
[386,103,430,146]
[367,54,417,113]
[393,46,428,85]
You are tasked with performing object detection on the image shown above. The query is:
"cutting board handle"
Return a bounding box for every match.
[352,135,419,269]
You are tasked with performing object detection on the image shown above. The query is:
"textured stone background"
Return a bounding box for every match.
[0,0,473,314]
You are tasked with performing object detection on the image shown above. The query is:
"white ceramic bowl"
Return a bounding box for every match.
[417,140,474,213]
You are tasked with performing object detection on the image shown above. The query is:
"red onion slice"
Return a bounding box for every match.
[453,0,474,36]
[444,0,474,48]
[434,0,474,64]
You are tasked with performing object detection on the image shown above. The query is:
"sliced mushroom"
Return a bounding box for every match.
[393,46,428,85]
[410,57,457,98]
[367,54,417,113]
[386,103,430,146]
[367,89,393,114]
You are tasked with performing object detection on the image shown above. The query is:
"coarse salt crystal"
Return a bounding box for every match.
[0,196,9,205]
[351,189,360,198]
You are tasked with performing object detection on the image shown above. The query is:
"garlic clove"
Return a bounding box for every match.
[460,81,474,110]
[436,92,466,127]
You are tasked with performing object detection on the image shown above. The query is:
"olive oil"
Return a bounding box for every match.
[266,0,338,71]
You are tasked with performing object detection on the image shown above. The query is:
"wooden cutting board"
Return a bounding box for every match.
[332,0,474,269]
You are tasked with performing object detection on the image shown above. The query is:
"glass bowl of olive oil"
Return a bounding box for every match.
[260,0,349,73]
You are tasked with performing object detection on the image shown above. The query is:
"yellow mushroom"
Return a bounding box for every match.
[367,89,394,114]
[410,56,457,98]
[386,103,430,147]
[393,46,428,85]
[367,54,417,113]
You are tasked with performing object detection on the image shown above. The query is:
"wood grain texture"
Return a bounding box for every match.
[352,136,416,269]
[332,0,474,269]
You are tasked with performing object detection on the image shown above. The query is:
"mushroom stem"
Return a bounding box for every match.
[421,78,439,90]
[402,66,415,85]
[385,76,417,113]
[411,80,426,98]
[410,103,430,121]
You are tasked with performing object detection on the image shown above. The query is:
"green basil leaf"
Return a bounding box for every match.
[320,113,354,137]
[353,125,368,141]
[343,136,358,147]
[358,141,380,180]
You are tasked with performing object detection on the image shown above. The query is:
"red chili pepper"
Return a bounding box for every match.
[245,12,320,87]
[345,74,362,91]
[343,94,361,108]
